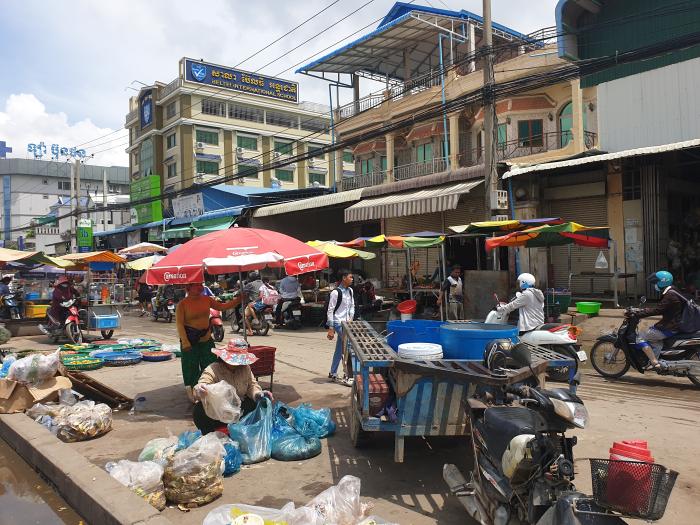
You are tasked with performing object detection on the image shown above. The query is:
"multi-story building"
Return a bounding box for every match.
[124,58,355,206]
[0,157,130,245]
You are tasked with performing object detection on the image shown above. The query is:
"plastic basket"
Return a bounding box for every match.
[589,459,677,520]
[141,351,173,362]
[248,345,276,377]
[100,351,143,367]
[62,357,104,371]
[25,303,50,318]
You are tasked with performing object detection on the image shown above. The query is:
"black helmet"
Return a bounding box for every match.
[484,339,514,371]
[248,271,260,281]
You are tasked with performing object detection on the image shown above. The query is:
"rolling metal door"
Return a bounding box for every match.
[548,196,609,294]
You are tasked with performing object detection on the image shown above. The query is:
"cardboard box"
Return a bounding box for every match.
[0,376,72,414]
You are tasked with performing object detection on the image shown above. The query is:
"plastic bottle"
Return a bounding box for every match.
[129,396,147,415]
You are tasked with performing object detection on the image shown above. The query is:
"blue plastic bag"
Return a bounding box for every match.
[288,403,336,439]
[222,442,242,476]
[0,356,16,379]
[176,430,202,450]
[269,404,323,461]
[227,398,273,464]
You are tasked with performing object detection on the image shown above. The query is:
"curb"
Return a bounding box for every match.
[0,413,174,525]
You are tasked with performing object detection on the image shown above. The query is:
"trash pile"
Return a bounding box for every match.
[59,339,175,370]
[106,460,167,511]
[203,475,397,525]
[27,399,113,442]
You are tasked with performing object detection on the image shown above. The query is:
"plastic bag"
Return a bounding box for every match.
[53,400,112,443]
[161,343,180,353]
[138,436,179,466]
[288,403,336,439]
[176,429,202,450]
[228,397,273,464]
[304,475,364,525]
[271,409,321,461]
[0,355,16,378]
[7,350,60,384]
[164,433,225,507]
[106,459,166,511]
[222,441,242,476]
[202,380,242,424]
[203,502,322,525]
[58,389,77,406]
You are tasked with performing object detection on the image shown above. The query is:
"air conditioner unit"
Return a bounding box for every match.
[490,190,509,210]
[491,215,510,222]
[195,142,205,150]
[308,158,315,166]
[272,151,281,159]
[236,147,244,156]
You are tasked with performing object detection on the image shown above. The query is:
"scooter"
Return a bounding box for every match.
[278,297,302,329]
[210,308,225,342]
[485,294,586,382]
[590,297,700,386]
[444,343,641,525]
[152,297,175,323]
[40,298,86,344]
[0,292,22,320]
[231,302,272,336]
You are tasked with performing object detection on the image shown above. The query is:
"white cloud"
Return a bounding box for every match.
[0,93,128,167]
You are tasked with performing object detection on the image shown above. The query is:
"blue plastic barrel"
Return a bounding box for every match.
[386,319,445,351]
[439,323,518,360]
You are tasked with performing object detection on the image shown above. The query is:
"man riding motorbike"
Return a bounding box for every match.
[628,270,684,370]
[275,272,301,326]
[497,273,545,335]
[47,276,80,325]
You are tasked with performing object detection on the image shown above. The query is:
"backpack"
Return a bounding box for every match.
[669,290,700,333]
[260,285,280,306]
[323,287,354,328]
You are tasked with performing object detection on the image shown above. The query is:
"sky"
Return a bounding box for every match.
[0,0,558,167]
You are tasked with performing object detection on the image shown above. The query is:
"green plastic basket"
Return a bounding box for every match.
[576,301,602,315]
[62,357,104,371]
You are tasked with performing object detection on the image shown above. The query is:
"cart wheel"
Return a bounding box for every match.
[350,389,367,448]
[101,330,114,340]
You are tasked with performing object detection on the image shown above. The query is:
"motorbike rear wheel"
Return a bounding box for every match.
[230,315,242,334]
[590,340,630,378]
[65,322,83,344]
[687,352,700,386]
[212,324,225,342]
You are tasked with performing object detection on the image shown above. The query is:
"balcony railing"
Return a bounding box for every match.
[160,77,182,100]
[338,171,387,191]
[394,156,448,181]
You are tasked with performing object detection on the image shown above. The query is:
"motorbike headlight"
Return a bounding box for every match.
[551,399,589,429]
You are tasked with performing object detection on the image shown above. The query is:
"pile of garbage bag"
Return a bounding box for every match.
[138,436,179,466]
[203,475,397,525]
[7,350,60,384]
[0,354,16,378]
[27,400,112,442]
[106,460,166,511]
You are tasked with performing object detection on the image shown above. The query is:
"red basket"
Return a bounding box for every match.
[248,345,276,377]
[397,299,417,314]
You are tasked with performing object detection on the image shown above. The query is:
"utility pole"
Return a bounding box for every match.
[482,0,497,221]
[103,169,108,233]
[69,160,78,253]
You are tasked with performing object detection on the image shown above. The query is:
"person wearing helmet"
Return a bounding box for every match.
[497,273,545,334]
[630,271,684,370]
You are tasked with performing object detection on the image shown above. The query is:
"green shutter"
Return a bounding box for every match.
[275,169,294,182]
[238,165,258,178]
[237,135,258,150]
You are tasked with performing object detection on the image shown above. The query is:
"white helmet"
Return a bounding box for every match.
[517,273,536,290]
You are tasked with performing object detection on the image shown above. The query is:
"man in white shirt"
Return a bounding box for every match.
[275,273,301,325]
[326,271,355,382]
[438,265,465,320]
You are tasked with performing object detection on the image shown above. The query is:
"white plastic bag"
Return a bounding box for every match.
[304,475,365,525]
[203,502,322,525]
[138,436,179,466]
[106,459,166,510]
[202,380,241,424]
[8,350,60,384]
[164,433,225,506]
[31,400,113,442]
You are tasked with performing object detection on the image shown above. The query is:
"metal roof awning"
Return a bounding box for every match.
[504,138,700,179]
[405,121,444,142]
[345,180,482,222]
[353,139,386,156]
[253,189,364,218]
[195,153,221,161]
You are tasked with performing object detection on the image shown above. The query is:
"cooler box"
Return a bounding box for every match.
[354,372,390,416]
[88,314,120,329]
[386,319,444,351]
[440,322,518,360]
[24,302,49,319]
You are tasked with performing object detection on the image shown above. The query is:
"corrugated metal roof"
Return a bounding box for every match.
[503,139,700,178]
[253,189,363,218]
[345,180,482,222]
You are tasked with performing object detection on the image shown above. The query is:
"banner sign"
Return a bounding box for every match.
[185,59,298,103]
[77,218,93,253]
[172,193,204,219]
[130,175,163,225]
[140,89,153,129]
[146,265,204,285]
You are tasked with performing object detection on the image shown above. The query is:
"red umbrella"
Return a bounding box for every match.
[146,228,328,285]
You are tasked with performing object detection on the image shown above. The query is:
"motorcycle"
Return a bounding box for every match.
[0,292,22,320]
[277,297,302,329]
[231,302,272,336]
[40,298,86,344]
[485,294,586,382]
[590,297,700,386]
[210,307,225,342]
[444,343,630,525]
[152,297,176,323]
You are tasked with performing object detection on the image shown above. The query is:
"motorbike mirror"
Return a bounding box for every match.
[639,296,647,305]
[510,344,533,367]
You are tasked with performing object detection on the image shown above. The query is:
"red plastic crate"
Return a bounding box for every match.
[248,345,276,377]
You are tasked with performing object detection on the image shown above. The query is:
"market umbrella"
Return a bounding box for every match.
[118,242,167,255]
[340,234,445,249]
[125,255,160,271]
[0,247,59,268]
[58,251,126,264]
[146,228,329,285]
[307,241,376,260]
[449,218,563,234]
[485,222,610,251]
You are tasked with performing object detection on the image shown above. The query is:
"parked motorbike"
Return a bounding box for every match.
[0,292,22,320]
[152,297,175,323]
[590,297,700,386]
[485,294,586,382]
[277,297,302,329]
[444,344,631,525]
[210,307,224,342]
[231,302,272,336]
[39,298,86,344]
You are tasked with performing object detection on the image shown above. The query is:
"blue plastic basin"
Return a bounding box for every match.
[439,322,519,360]
[386,319,445,351]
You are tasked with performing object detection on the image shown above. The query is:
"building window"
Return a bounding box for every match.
[42,179,48,185]
[623,171,641,200]
[133,150,139,165]
[167,162,178,179]
[237,135,258,151]
[416,142,433,163]
[43,195,49,199]
[238,165,258,179]
[360,158,372,175]
[300,118,327,133]
[517,119,543,147]
[497,123,507,151]
[202,99,226,117]
[343,151,353,163]
[196,160,218,175]
[166,133,176,149]
[108,184,120,193]
[58,180,71,190]
[275,169,294,182]
[307,143,325,159]
[140,138,154,177]
[166,101,177,119]
[380,156,387,171]
[309,172,325,185]
[229,104,264,123]
[196,129,219,145]
[274,140,293,156]
[266,110,297,128]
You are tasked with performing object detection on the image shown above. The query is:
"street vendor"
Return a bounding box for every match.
[48,276,80,324]
[192,340,273,434]
[176,282,241,402]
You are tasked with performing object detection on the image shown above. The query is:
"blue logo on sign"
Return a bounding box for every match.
[191,63,207,82]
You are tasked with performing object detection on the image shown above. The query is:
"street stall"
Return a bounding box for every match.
[58,251,128,339]
[15,265,86,320]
